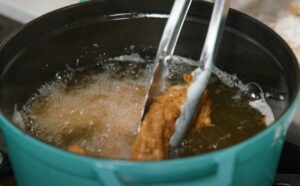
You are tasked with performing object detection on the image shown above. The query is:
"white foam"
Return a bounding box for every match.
[107,53,146,63]
[169,55,198,66]
[12,104,25,131]
[212,66,275,125]
[249,98,275,125]
[212,66,249,91]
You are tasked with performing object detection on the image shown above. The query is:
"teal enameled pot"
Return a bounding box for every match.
[0,1,299,186]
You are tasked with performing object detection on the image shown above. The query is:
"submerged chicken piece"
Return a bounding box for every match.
[131,74,212,161]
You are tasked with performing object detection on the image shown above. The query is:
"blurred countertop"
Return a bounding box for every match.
[0,0,78,23]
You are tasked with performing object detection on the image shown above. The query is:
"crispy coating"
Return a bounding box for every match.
[131,75,212,161]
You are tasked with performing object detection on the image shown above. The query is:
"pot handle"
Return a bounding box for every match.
[208,151,236,186]
[93,151,236,186]
[94,163,124,186]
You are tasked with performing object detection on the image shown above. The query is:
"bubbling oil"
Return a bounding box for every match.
[13,53,275,160]
[18,59,151,159]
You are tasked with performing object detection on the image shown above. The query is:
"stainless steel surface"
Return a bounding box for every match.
[170,0,230,148]
[138,0,192,131]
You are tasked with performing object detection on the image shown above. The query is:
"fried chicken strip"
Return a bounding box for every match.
[131,75,212,161]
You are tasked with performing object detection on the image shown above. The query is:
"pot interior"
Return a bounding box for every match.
[0,0,298,155]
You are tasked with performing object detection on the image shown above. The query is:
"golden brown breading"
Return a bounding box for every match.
[131,82,212,161]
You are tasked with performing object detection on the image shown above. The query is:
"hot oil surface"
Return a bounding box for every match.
[19,56,269,160]
[173,76,266,158]
[21,60,150,159]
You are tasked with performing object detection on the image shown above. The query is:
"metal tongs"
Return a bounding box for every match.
[139,0,230,149]
[138,0,192,129]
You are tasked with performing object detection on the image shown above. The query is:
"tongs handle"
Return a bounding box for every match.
[156,0,192,58]
[170,0,230,148]
[138,0,192,131]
